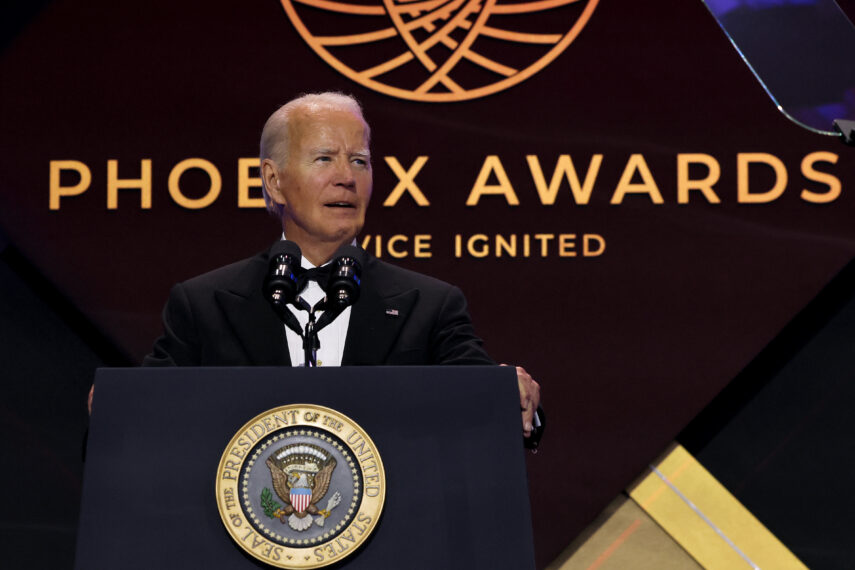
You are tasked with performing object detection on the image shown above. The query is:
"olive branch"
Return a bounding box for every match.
[260,487,282,518]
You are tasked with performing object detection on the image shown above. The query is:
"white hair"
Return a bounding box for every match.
[259,92,370,217]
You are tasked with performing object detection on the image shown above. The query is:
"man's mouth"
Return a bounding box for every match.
[324,202,355,208]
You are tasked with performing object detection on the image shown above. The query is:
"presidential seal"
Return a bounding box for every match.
[216,405,385,569]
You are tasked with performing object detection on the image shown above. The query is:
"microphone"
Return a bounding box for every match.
[323,244,364,310]
[263,240,303,336]
[314,245,364,332]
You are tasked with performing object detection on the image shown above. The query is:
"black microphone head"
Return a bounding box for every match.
[270,239,302,261]
[325,244,364,309]
[332,244,366,268]
[264,240,302,312]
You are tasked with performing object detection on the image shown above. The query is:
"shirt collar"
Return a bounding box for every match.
[279,234,357,270]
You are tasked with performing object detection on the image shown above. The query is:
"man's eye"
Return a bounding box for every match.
[352,158,368,166]
[316,156,331,162]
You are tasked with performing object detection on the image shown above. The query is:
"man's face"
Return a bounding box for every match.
[267,107,372,256]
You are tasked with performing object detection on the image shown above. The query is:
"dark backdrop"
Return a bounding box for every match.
[2,1,854,567]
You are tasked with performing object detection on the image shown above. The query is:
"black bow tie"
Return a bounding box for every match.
[296,265,332,292]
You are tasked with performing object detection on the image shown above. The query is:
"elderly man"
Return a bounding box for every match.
[142,92,541,444]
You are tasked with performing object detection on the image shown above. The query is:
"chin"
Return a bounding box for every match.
[323,227,360,245]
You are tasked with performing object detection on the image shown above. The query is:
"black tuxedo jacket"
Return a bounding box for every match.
[143,245,493,367]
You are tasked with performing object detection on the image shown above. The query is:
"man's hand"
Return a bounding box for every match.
[502,364,540,438]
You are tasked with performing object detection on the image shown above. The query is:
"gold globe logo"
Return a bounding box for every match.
[279,0,600,102]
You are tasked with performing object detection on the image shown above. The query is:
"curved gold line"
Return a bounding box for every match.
[391,0,453,15]
[417,0,481,51]
[401,0,466,31]
[281,0,600,102]
[416,0,495,93]
[463,49,517,76]
[316,28,398,46]
[440,35,459,49]
[292,0,386,15]
[491,0,581,14]
[356,52,415,78]
[384,0,438,71]
[479,25,561,44]
[440,75,465,93]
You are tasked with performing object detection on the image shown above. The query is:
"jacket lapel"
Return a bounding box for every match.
[215,250,291,366]
[342,256,418,365]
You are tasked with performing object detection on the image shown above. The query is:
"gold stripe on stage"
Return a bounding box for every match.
[627,443,806,570]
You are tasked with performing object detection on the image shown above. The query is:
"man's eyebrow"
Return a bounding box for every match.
[307,147,370,158]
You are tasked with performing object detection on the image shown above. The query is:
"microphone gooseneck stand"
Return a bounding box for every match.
[300,248,362,366]
[264,241,364,368]
[299,298,345,368]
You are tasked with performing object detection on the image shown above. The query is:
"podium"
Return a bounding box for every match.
[75,366,535,569]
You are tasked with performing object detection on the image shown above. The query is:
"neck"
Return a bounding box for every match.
[281,222,356,266]
[285,235,351,267]
[300,243,340,267]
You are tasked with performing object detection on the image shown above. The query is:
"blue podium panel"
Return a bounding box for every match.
[75,366,534,569]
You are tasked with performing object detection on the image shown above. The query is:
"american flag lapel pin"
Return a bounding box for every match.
[385,308,399,317]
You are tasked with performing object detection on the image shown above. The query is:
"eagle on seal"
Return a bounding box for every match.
[266,444,337,531]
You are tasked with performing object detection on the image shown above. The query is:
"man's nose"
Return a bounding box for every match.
[334,159,356,188]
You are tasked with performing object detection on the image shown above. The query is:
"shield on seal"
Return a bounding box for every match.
[290,487,312,513]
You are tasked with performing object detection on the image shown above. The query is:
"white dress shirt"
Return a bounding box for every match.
[283,251,352,367]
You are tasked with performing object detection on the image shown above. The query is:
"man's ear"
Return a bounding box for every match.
[261,158,287,206]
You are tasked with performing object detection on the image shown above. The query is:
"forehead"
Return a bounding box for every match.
[287,107,369,151]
